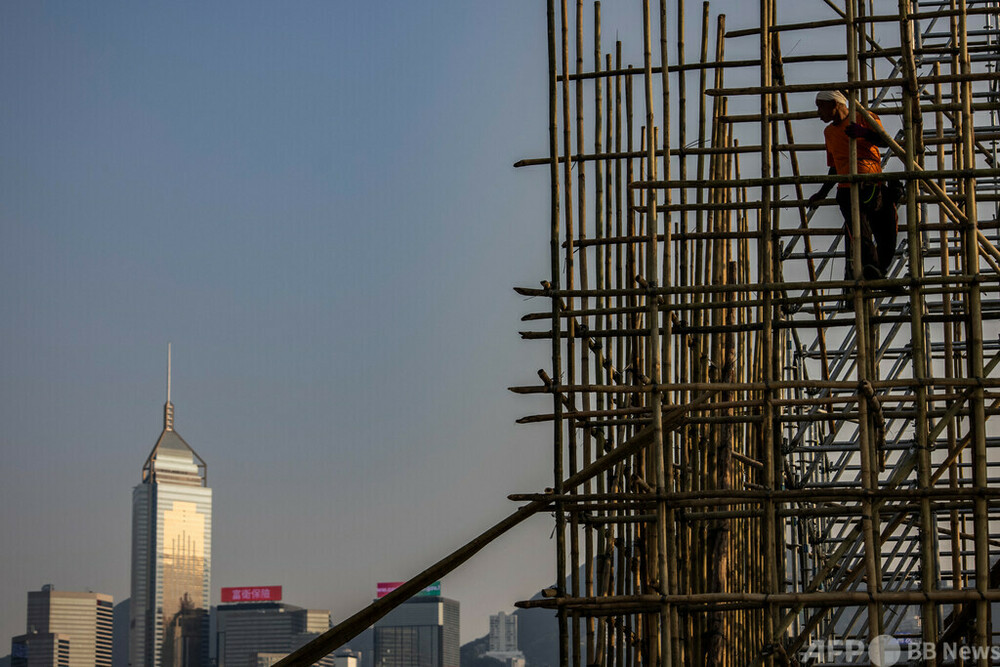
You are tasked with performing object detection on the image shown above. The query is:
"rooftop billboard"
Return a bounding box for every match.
[376,581,441,598]
[221,586,283,603]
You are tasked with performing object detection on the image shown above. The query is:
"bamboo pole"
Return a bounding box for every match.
[569,3,585,663]
[705,261,737,667]
[589,4,603,664]
[514,588,1000,611]
[640,2,668,664]
[758,2,780,664]
[675,12,692,655]
[611,53,623,667]
[896,0,941,655]
[957,2,991,662]
[552,2,569,664]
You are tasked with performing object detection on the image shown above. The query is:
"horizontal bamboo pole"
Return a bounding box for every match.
[513,272,1000,298]
[509,486,1000,505]
[561,217,1000,245]
[515,589,1000,611]
[581,514,657,524]
[706,70,997,96]
[519,281,983,319]
[516,131,1000,167]
[683,500,994,521]
[723,100,999,123]
[520,309,1000,339]
[559,51,850,83]
[521,404,1000,425]
[510,376,1000,395]
[724,5,999,37]
[631,167,996,191]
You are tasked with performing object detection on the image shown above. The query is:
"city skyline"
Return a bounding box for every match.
[0,1,560,648]
[1,0,777,653]
[1,357,550,652]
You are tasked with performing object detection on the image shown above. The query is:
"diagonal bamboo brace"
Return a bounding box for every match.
[273,391,713,667]
[854,102,1000,266]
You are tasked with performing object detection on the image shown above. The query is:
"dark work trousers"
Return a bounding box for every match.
[836,185,898,277]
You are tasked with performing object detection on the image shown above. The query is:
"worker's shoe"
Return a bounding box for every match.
[863,264,884,281]
[884,280,908,296]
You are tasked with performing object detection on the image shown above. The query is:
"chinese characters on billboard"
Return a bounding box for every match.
[221,585,283,603]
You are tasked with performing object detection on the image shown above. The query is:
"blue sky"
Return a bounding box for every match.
[0,0,848,649]
[1,0,562,644]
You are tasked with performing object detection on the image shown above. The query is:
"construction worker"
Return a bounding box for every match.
[807,90,897,282]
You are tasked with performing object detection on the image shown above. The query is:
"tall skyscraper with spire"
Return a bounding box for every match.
[130,346,212,667]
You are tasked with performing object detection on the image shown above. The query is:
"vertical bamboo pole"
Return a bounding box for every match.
[758,0,779,663]
[615,39,624,459]
[844,0,883,640]
[934,63,964,627]
[957,2,990,662]
[564,3,582,664]
[614,40,626,667]
[693,13,713,661]
[693,2,711,393]
[624,62,640,667]
[766,0,788,613]
[590,5,603,664]
[709,15,727,393]
[656,1,681,661]
[547,2,568,665]
[641,3,668,664]
[599,47,615,667]
[675,12,692,654]
[636,126,651,666]
[947,3,971,627]
[706,261,736,667]
[896,0,939,653]
[734,149,750,667]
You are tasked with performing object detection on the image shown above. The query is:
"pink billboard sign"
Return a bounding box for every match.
[376,581,441,598]
[221,586,282,603]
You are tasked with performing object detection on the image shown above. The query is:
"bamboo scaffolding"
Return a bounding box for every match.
[277,2,1000,666]
[514,0,999,665]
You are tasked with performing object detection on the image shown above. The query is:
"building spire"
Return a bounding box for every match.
[164,343,174,431]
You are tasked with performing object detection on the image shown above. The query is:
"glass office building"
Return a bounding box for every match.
[214,602,332,667]
[130,389,212,667]
[373,597,458,667]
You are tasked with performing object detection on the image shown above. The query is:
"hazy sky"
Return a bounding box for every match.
[0,0,838,648]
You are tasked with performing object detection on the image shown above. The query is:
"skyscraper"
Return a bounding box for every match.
[11,632,70,667]
[130,349,212,667]
[214,600,332,667]
[10,586,113,667]
[372,586,458,667]
[484,612,523,667]
[487,613,516,654]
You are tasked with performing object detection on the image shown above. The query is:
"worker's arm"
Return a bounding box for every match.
[844,122,889,147]
[808,166,837,209]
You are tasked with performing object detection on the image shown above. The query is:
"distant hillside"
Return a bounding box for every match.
[512,594,558,667]
[459,578,572,667]
[460,633,500,667]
